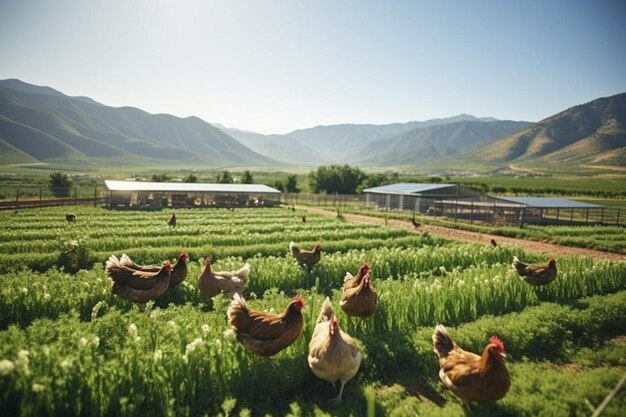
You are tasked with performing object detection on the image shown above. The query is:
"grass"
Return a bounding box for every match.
[0,205,625,416]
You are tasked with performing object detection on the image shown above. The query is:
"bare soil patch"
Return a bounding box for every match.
[301,207,626,262]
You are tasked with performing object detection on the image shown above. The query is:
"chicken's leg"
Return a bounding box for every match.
[328,381,346,406]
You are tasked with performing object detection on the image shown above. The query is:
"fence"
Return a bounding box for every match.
[0,186,105,211]
[281,193,625,227]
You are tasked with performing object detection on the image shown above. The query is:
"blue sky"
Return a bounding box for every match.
[1,0,625,134]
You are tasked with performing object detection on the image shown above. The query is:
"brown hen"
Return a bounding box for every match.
[342,263,370,291]
[198,256,250,298]
[512,256,557,286]
[227,294,304,357]
[105,256,172,303]
[432,324,510,404]
[340,269,377,318]
[289,242,322,269]
[120,252,188,287]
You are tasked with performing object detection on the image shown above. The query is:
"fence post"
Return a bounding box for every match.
[470,201,474,223]
[556,208,560,223]
[616,208,620,226]
[454,200,458,221]
[74,186,78,205]
[600,207,604,225]
[14,189,19,213]
[94,186,98,207]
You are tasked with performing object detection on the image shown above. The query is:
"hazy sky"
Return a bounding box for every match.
[1,0,625,134]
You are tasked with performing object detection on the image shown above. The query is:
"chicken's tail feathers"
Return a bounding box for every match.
[343,272,354,283]
[317,296,335,323]
[105,255,121,271]
[237,263,251,280]
[432,324,454,359]
[511,256,526,271]
[227,293,248,321]
[289,241,300,255]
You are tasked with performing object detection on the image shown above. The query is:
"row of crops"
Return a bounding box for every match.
[1,206,625,416]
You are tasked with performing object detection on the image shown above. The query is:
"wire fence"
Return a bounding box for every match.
[2,188,624,227]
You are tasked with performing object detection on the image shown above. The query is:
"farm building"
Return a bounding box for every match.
[362,182,613,226]
[362,183,480,213]
[104,180,281,209]
[494,196,606,226]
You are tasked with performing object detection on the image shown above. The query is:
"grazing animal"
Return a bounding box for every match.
[302,215,306,223]
[105,256,172,303]
[308,297,361,405]
[432,324,510,405]
[66,213,77,222]
[198,256,250,298]
[227,293,305,357]
[120,252,189,287]
[340,266,377,318]
[168,212,176,228]
[289,242,322,269]
[490,238,498,247]
[512,256,558,286]
[411,212,420,229]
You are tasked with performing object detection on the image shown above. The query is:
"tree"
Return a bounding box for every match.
[216,171,234,184]
[241,170,254,184]
[151,173,171,182]
[183,174,198,183]
[49,172,73,197]
[285,175,300,193]
[273,181,285,192]
[359,173,388,192]
[309,165,366,194]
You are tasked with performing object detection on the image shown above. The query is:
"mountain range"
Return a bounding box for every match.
[1,78,624,171]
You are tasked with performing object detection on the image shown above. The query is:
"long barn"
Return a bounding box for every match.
[104,180,281,209]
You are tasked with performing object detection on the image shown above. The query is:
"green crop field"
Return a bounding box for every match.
[0,207,625,417]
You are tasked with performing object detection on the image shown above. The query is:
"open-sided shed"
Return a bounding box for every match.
[363,183,480,212]
[104,180,281,209]
[495,196,606,225]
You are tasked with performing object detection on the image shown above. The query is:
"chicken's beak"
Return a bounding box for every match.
[499,352,507,360]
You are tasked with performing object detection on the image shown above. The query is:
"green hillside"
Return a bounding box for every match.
[0,80,279,168]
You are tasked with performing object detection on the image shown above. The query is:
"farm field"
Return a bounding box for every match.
[0,206,625,417]
[340,207,626,254]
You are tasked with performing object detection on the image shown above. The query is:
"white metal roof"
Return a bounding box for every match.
[363,183,458,195]
[496,196,602,209]
[105,180,281,194]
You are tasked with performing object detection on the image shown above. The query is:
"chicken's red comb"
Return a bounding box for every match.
[489,336,505,351]
[294,294,305,305]
[362,263,370,270]
[164,260,172,271]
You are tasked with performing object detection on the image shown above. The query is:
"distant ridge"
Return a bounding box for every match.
[475,92,626,168]
[0,79,279,167]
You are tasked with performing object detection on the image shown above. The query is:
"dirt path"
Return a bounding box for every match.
[301,206,626,262]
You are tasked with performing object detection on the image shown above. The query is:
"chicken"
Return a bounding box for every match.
[340,268,377,318]
[490,238,498,247]
[432,324,510,404]
[411,212,420,229]
[65,213,77,222]
[120,252,189,287]
[512,256,557,286]
[168,212,176,228]
[289,242,322,269]
[227,293,304,357]
[308,297,361,405]
[198,256,250,298]
[342,263,370,291]
[105,256,171,303]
